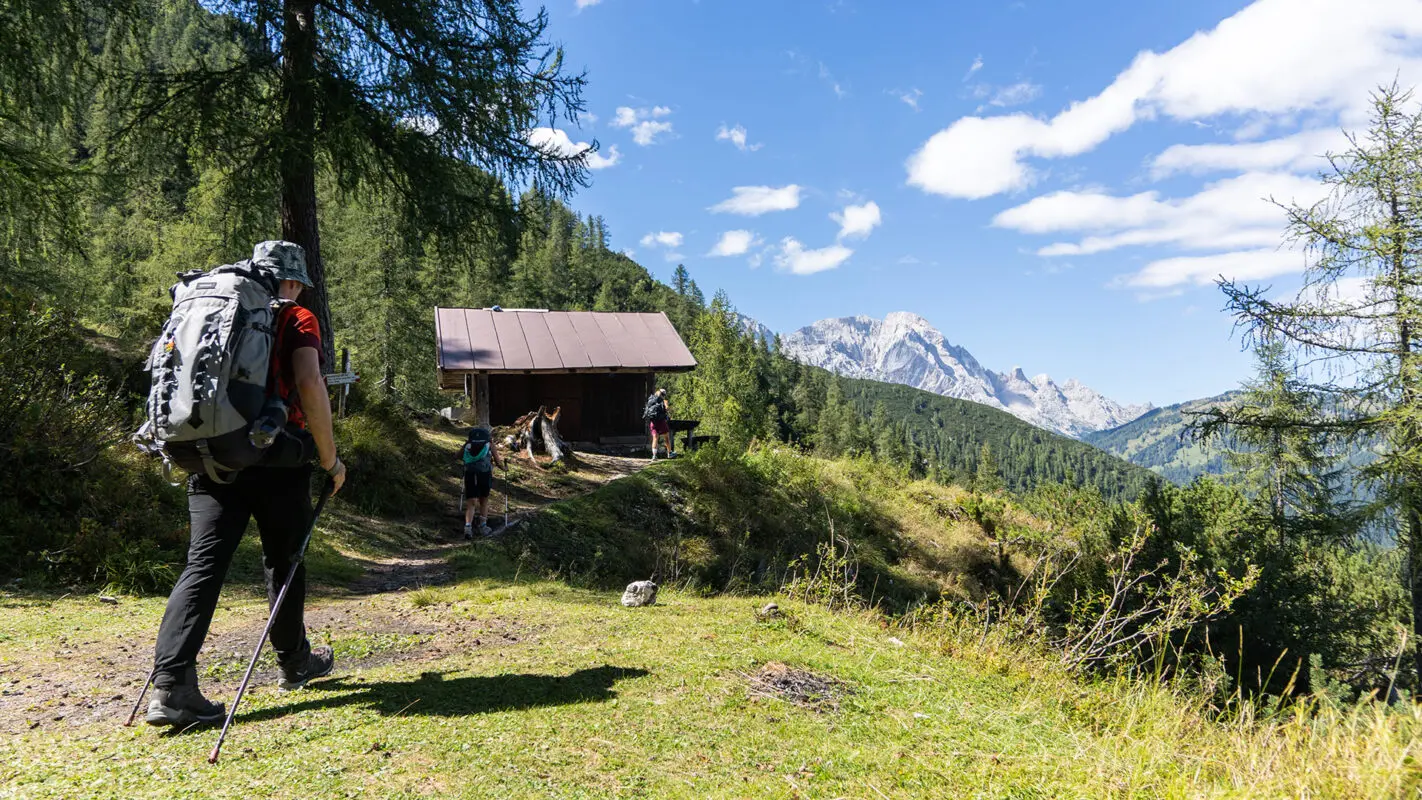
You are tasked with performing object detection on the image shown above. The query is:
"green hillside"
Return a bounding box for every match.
[1082,392,1241,484]
[3,440,1416,799]
[840,377,1160,501]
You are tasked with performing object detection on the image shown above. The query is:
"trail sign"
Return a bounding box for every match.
[325,372,359,387]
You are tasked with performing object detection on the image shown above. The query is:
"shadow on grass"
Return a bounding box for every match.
[239,665,651,723]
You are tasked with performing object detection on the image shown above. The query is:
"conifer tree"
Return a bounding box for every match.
[976,442,1003,494]
[101,0,590,365]
[1206,84,1422,682]
[672,264,691,297]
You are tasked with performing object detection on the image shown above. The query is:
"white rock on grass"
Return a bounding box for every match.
[621,580,658,607]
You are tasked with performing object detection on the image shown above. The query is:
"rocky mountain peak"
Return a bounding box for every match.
[776,312,1152,438]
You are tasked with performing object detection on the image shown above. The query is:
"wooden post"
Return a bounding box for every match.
[474,374,491,427]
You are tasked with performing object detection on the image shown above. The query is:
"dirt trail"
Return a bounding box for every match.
[354,451,650,593]
[0,451,650,732]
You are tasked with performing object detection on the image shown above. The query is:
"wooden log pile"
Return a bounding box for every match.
[509,406,572,467]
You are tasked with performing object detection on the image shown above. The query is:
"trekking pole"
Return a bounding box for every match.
[503,461,509,529]
[123,664,158,727]
[208,477,335,765]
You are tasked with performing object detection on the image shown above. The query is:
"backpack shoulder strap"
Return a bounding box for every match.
[268,299,299,400]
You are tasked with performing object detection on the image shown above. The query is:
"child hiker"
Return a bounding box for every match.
[461,425,506,538]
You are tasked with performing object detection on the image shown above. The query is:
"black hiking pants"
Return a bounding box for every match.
[151,464,315,688]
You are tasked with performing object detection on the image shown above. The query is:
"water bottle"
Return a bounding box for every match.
[249,398,288,449]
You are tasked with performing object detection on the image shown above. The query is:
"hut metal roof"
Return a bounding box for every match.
[436,308,697,387]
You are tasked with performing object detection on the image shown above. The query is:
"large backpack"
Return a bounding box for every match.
[642,394,666,422]
[133,260,292,482]
[462,427,494,474]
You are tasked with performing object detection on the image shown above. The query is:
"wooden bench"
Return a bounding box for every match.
[668,419,701,452]
[687,434,719,451]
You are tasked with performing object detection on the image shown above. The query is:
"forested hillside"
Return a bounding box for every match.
[1083,392,1240,484]
[839,377,1158,498]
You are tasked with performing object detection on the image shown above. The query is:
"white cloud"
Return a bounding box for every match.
[819,62,847,98]
[906,115,1048,199]
[1115,248,1306,289]
[963,55,983,81]
[1149,127,1347,177]
[629,121,673,146]
[832,201,882,241]
[715,124,762,152]
[908,0,1422,199]
[708,230,761,257]
[988,82,1042,108]
[585,145,620,170]
[776,237,853,275]
[709,185,802,215]
[993,171,1327,256]
[611,105,675,146]
[576,0,601,7]
[893,88,924,111]
[527,127,620,169]
[639,231,683,249]
[612,107,638,127]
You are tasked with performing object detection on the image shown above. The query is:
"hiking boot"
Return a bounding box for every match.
[463,522,474,540]
[145,682,225,728]
[278,645,334,691]
[479,522,493,536]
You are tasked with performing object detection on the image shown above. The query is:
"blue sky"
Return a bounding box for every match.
[529,0,1422,407]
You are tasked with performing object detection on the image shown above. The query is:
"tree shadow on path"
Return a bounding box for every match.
[239,665,650,723]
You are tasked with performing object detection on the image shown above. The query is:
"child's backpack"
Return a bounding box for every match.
[462,427,494,474]
[133,260,292,482]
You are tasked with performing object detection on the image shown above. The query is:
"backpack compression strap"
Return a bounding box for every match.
[196,439,236,484]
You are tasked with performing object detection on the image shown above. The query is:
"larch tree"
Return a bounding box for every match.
[1206,84,1422,682]
[101,0,591,366]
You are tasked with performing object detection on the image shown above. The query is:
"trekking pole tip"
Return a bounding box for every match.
[208,745,221,764]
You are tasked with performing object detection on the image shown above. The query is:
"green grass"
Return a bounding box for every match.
[4,439,1419,798]
[3,572,1420,799]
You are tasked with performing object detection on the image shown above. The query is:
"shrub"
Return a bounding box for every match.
[508,443,938,608]
[0,289,186,591]
[332,398,443,516]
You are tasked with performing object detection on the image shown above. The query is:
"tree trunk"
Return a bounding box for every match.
[1389,175,1422,687]
[280,0,335,369]
[1408,503,1422,686]
[537,407,568,464]
[474,375,491,427]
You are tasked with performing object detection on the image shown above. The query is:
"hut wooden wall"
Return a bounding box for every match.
[488,372,655,441]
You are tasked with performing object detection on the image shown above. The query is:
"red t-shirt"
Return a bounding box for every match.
[271,304,323,429]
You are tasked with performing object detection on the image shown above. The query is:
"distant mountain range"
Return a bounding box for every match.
[771,312,1153,438]
[1085,392,1384,501]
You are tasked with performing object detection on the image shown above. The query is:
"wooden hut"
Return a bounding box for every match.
[435,308,697,443]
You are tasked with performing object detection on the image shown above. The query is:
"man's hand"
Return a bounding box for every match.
[322,456,347,496]
[293,346,343,497]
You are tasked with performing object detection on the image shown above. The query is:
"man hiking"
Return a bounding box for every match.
[644,387,675,460]
[144,241,348,728]
[461,425,506,538]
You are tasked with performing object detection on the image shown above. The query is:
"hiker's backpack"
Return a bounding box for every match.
[462,428,494,474]
[642,394,666,422]
[133,260,292,482]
